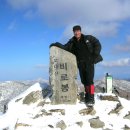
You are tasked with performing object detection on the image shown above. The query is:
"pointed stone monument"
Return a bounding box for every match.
[49,46,78,104]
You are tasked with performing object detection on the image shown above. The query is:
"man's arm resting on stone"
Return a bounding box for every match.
[49,41,72,52]
[49,42,65,50]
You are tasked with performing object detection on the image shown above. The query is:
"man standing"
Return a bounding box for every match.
[50,25,103,106]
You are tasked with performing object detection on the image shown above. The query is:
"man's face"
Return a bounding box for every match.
[73,30,81,39]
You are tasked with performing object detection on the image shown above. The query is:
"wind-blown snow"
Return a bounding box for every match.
[0,82,130,130]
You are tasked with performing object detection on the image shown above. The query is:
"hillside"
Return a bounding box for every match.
[1,78,130,113]
[0,81,130,130]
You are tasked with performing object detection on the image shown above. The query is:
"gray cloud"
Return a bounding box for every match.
[8,0,130,22]
[100,58,130,67]
[7,0,130,37]
[61,22,120,42]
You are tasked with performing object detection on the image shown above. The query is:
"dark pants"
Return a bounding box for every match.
[78,61,95,102]
[78,61,94,86]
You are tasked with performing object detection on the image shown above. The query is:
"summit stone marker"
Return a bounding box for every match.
[49,46,78,104]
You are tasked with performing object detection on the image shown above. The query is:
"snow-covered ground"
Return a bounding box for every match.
[0,82,130,130]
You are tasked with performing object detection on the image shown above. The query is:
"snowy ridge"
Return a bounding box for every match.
[0,79,49,113]
[0,82,130,130]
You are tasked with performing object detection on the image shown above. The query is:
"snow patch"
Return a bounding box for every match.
[0,82,130,130]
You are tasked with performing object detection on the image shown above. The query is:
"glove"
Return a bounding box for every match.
[49,42,62,48]
[49,43,56,48]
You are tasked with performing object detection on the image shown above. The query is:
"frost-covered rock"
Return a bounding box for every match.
[124,111,130,120]
[123,125,130,130]
[89,117,105,128]
[99,95,119,102]
[79,107,96,116]
[56,120,67,130]
[109,102,123,115]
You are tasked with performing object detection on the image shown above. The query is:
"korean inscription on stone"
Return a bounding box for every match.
[49,46,78,104]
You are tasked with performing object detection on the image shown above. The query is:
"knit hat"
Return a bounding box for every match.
[73,25,81,32]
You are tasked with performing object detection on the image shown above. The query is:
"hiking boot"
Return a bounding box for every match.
[84,85,95,105]
[87,100,95,107]
[85,93,90,103]
[87,94,95,106]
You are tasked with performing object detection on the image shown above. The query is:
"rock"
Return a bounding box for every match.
[56,120,67,130]
[103,128,112,130]
[3,104,8,113]
[15,123,31,129]
[23,91,43,105]
[89,117,105,128]
[100,95,119,102]
[41,86,52,98]
[15,98,23,102]
[37,101,50,107]
[79,107,96,116]
[41,109,52,116]
[33,109,52,119]
[3,128,9,130]
[37,101,45,107]
[49,109,65,115]
[124,111,130,120]
[123,125,130,130]
[23,86,51,105]
[49,46,78,104]
[78,92,85,102]
[109,102,123,115]
[48,124,54,128]
[76,121,83,127]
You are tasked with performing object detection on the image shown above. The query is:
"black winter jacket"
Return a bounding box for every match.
[50,34,103,64]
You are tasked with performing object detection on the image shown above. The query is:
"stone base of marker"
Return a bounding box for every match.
[49,46,78,105]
